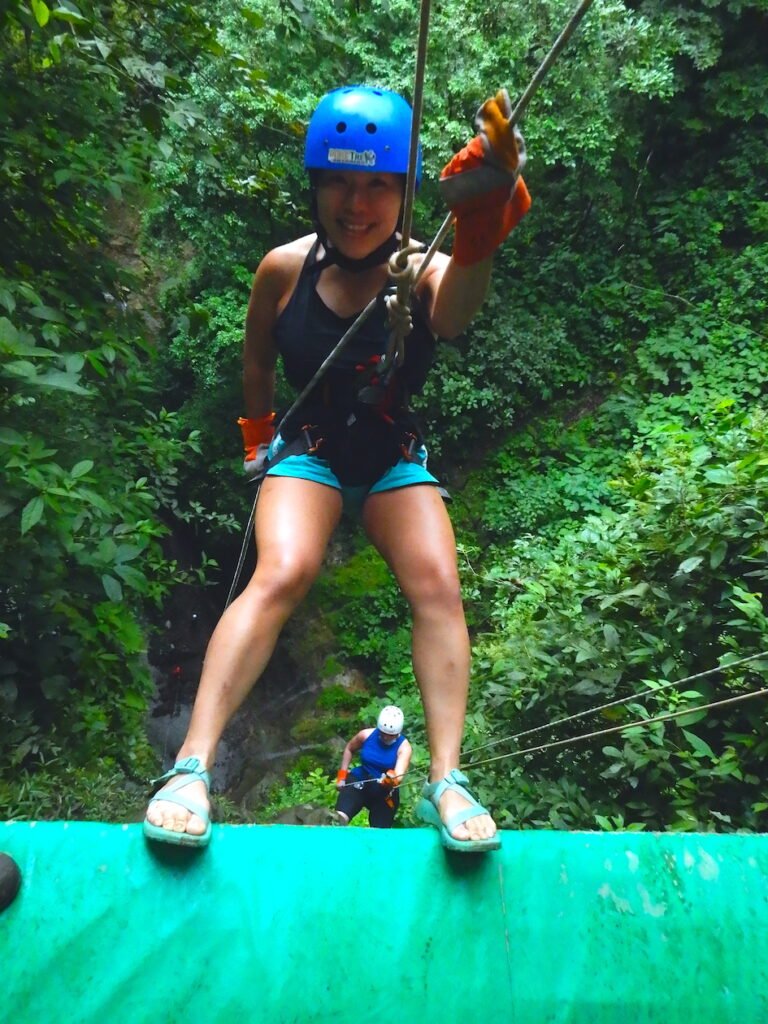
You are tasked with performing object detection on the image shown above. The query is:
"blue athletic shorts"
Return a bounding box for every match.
[265,432,443,511]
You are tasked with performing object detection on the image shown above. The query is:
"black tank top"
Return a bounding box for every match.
[273,239,437,402]
[270,240,437,486]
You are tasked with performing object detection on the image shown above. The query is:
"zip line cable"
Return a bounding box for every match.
[465,686,768,771]
[424,0,597,265]
[386,0,432,372]
[460,649,768,760]
[508,0,595,125]
[400,0,431,251]
[382,680,768,795]
[340,651,768,792]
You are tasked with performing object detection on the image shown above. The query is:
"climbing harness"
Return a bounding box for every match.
[225,0,597,607]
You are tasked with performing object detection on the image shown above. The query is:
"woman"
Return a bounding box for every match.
[144,84,530,853]
[335,705,412,828]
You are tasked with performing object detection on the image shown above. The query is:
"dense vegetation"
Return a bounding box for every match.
[1,0,766,830]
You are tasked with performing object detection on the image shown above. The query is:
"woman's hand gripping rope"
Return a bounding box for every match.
[237,412,275,480]
[440,88,531,266]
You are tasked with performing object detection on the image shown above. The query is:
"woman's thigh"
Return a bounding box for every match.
[253,476,343,581]
[362,485,461,603]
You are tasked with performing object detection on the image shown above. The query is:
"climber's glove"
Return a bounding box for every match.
[439,89,532,266]
[238,413,275,479]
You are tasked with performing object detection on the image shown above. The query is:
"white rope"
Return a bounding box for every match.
[466,687,768,770]
[369,653,768,794]
[463,650,768,760]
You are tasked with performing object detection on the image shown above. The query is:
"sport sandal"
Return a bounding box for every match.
[143,756,212,848]
[416,768,501,853]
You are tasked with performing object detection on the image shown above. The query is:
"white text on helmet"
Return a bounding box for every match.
[328,148,376,168]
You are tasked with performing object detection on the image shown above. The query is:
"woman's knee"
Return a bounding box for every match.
[247,552,321,607]
[403,562,464,613]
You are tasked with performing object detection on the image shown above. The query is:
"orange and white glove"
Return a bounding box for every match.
[439,89,531,266]
[237,413,275,480]
[336,768,349,790]
[379,770,398,789]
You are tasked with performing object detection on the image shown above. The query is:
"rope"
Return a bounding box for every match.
[353,651,768,795]
[383,0,433,372]
[466,686,768,770]
[462,650,768,760]
[400,0,432,249]
[224,479,262,609]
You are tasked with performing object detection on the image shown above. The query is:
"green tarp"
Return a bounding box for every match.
[2,821,767,1023]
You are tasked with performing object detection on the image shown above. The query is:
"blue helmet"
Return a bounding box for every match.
[304,85,422,186]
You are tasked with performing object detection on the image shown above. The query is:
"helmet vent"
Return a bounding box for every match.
[365,122,377,134]
[335,121,347,133]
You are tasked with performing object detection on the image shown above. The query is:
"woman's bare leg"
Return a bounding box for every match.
[145,476,343,837]
[363,485,496,842]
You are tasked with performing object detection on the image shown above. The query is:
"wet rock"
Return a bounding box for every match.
[272,803,344,826]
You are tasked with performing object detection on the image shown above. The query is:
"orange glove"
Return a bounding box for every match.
[380,770,398,789]
[336,768,349,788]
[440,89,531,266]
[237,413,275,479]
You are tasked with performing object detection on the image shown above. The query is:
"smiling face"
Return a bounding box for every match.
[315,169,404,259]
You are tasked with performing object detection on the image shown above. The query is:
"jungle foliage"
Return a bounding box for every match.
[1,0,766,828]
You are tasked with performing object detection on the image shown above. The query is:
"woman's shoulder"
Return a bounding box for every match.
[252,234,317,305]
[261,234,316,272]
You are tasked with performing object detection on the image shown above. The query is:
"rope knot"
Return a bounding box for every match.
[384,290,413,338]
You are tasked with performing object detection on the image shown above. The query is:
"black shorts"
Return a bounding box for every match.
[335,779,400,828]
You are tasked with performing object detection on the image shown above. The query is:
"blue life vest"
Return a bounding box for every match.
[350,729,405,781]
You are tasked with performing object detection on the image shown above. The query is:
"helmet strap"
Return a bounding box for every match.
[308,180,402,273]
[312,220,400,274]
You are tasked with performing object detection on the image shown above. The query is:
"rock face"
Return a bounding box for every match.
[146,580,329,790]
[271,804,345,826]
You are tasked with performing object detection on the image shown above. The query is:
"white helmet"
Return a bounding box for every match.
[377,705,404,736]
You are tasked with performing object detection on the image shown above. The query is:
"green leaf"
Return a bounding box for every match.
[34,369,90,394]
[682,730,715,760]
[704,467,737,485]
[31,0,50,26]
[29,305,67,323]
[21,496,44,535]
[2,359,37,379]
[101,575,123,602]
[675,555,704,576]
[0,428,24,445]
[50,3,88,24]
[70,460,94,479]
[709,540,727,569]
[241,8,265,28]
[602,746,623,758]
[603,624,620,649]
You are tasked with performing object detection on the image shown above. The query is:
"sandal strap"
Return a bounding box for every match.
[424,768,491,827]
[428,768,470,804]
[147,786,210,822]
[444,803,489,831]
[150,755,211,792]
